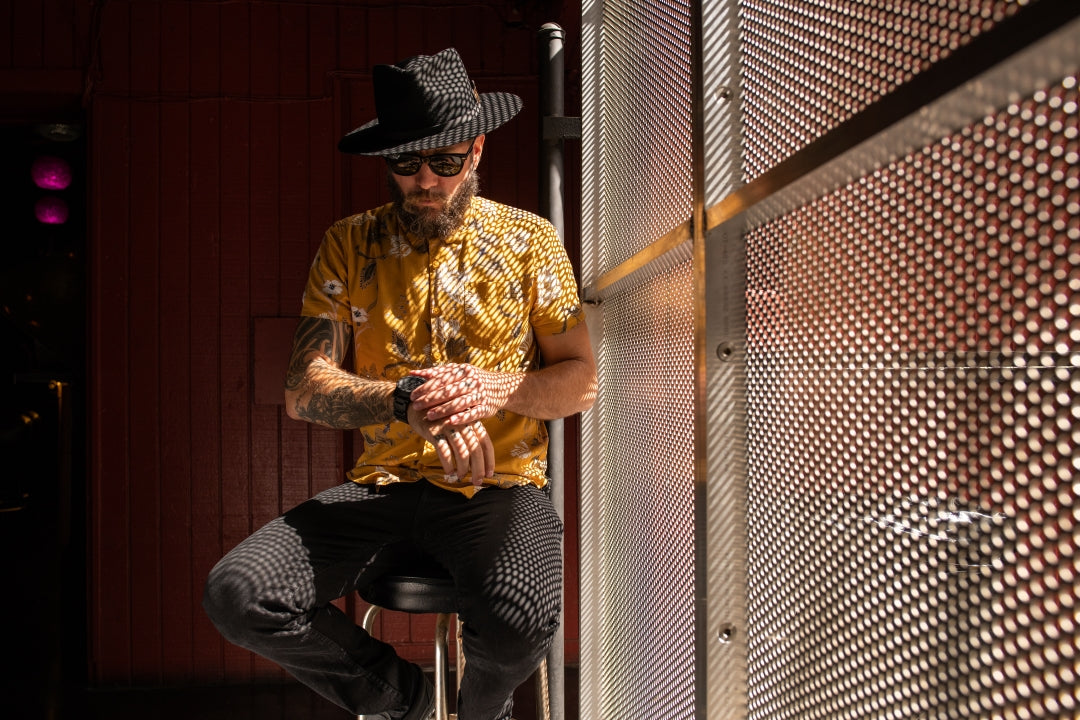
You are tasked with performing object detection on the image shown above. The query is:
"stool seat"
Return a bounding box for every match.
[360,552,457,614]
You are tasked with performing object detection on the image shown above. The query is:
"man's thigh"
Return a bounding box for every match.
[216,481,424,607]
[414,483,564,625]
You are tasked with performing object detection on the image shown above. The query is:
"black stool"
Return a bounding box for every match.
[357,549,462,720]
[357,549,550,720]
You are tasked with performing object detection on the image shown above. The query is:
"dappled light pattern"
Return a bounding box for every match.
[479,485,563,639]
[458,484,564,720]
[300,195,584,496]
[203,483,419,716]
[204,480,564,719]
[745,73,1080,719]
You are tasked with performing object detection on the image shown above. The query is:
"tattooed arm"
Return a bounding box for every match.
[283,316,394,429]
[283,316,492,479]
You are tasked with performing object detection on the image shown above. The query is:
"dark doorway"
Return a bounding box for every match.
[0,120,88,719]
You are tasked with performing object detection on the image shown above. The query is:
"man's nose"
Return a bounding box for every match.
[415,163,440,189]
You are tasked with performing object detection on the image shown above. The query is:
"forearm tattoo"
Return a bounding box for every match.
[286,317,393,429]
[285,316,347,391]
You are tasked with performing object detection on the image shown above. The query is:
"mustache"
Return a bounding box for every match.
[386,168,479,241]
[404,189,448,204]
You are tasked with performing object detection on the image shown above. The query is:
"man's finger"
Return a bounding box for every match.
[476,423,495,480]
[466,426,486,486]
[443,405,482,426]
[434,436,455,478]
[446,428,470,479]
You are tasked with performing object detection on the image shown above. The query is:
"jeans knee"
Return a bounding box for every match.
[490,582,560,644]
[202,562,252,644]
[202,559,302,650]
[464,597,559,672]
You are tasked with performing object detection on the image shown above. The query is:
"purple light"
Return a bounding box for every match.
[35,196,69,225]
[31,155,72,190]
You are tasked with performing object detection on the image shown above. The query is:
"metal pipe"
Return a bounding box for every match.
[538,21,567,720]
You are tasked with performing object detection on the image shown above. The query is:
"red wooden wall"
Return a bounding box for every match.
[0,0,91,121]
[2,0,583,686]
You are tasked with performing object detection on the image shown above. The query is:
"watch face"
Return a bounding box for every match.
[398,375,426,393]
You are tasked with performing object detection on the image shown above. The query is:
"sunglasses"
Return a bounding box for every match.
[385,140,476,177]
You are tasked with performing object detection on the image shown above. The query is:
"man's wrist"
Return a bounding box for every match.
[392,376,426,423]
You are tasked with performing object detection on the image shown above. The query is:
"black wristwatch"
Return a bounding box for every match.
[392,376,426,423]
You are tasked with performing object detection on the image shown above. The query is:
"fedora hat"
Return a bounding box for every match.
[338,48,522,156]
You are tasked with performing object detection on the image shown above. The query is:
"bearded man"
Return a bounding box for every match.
[203,48,596,720]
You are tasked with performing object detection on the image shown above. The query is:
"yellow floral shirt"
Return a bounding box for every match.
[300,196,584,497]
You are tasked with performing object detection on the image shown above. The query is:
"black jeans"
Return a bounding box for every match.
[202,480,563,720]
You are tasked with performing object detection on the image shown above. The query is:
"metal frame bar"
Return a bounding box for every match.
[689,1,709,719]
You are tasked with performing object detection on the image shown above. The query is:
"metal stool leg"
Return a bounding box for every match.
[361,604,381,635]
[455,618,465,701]
[535,656,551,720]
[433,612,451,720]
[359,605,456,720]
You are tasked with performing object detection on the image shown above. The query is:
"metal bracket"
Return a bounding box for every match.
[542,115,582,141]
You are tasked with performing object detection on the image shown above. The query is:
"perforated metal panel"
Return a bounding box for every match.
[740,0,1025,180]
[580,0,694,273]
[582,1,1078,719]
[582,263,698,719]
[580,2,700,715]
[743,71,1079,719]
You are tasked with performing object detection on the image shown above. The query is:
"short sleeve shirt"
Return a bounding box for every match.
[300,196,584,497]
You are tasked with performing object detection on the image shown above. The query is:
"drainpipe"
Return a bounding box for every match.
[539,21,581,720]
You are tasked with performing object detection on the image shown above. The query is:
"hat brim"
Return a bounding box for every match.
[338,92,522,156]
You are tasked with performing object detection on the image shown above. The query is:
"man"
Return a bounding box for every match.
[203,48,596,720]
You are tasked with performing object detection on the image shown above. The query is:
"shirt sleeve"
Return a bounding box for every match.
[299,225,353,323]
[529,221,585,336]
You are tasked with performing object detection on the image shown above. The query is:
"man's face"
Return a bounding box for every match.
[387,136,485,241]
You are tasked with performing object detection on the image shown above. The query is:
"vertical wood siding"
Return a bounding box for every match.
[75,0,582,685]
[2,0,89,73]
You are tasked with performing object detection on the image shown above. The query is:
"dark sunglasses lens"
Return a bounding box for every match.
[427,156,465,176]
[387,156,422,175]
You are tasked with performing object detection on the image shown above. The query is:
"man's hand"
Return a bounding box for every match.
[403,323,597,484]
[407,401,495,487]
[408,363,518,426]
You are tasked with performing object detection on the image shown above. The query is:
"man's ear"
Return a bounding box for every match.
[473,134,486,167]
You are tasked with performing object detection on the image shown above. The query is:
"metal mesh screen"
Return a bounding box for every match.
[743,69,1079,720]
[580,261,698,720]
[580,1,701,717]
[739,0,1025,181]
[583,1,1075,718]
[583,0,694,272]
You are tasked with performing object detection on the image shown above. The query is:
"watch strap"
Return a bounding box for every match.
[393,376,426,423]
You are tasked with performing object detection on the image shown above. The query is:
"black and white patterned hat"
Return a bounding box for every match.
[338,48,522,156]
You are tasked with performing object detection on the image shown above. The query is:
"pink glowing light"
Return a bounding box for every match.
[31,156,72,190]
[35,196,69,224]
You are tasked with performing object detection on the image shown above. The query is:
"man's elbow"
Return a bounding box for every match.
[577,391,597,415]
[574,368,599,415]
[283,388,303,420]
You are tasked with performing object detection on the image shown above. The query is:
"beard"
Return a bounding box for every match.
[388,169,480,241]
